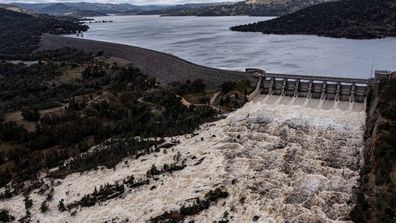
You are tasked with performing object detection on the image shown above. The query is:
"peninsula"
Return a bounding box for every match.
[231,0,396,39]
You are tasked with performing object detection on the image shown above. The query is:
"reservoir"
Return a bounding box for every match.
[76,15,396,79]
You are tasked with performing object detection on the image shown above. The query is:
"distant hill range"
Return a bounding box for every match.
[231,0,396,39]
[134,0,334,16]
[13,2,168,17]
[36,3,107,17]
[0,3,32,14]
[0,7,87,55]
[14,1,333,17]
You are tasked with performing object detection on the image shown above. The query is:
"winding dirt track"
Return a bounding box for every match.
[39,34,253,88]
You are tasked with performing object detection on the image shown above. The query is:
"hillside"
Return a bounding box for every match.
[14,1,332,17]
[231,0,396,39]
[136,2,284,16]
[15,2,168,17]
[245,0,333,5]
[36,3,107,17]
[0,4,31,14]
[0,8,87,55]
[137,0,330,16]
[351,76,396,222]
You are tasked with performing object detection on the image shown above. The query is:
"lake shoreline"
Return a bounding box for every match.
[230,0,396,40]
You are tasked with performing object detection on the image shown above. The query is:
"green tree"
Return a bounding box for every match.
[40,201,49,213]
[220,81,236,94]
[0,209,15,222]
[21,107,40,121]
[24,195,33,210]
[191,79,206,94]
[58,199,66,212]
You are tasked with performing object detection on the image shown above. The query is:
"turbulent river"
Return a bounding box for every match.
[74,15,396,79]
[0,95,365,222]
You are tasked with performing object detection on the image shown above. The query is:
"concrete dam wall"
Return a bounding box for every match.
[247,70,380,104]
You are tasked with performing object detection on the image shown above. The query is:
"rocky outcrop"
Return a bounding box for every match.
[351,77,396,222]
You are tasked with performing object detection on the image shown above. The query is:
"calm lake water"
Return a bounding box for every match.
[76,15,396,79]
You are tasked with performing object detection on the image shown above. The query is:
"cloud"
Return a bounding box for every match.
[0,0,230,5]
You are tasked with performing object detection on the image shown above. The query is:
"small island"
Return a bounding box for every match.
[230,0,396,39]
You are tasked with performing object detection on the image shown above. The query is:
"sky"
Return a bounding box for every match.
[0,0,230,5]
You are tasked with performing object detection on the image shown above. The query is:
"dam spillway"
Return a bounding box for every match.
[259,73,373,103]
[244,70,390,111]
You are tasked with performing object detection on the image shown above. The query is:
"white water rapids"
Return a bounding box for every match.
[0,95,365,222]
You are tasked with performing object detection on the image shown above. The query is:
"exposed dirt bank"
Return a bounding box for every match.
[351,78,396,223]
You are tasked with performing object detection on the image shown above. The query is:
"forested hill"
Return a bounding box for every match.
[137,2,286,16]
[136,1,328,16]
[230,0,396,39]
[0,8,87,55]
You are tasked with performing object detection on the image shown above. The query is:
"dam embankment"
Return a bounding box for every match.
[39,34,253,88]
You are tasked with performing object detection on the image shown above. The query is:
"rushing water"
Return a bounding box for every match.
[75,15,396,79]
[0,95,365,222]
[211,95,365,222]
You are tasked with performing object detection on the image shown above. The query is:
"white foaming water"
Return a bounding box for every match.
[0,95,365,222]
